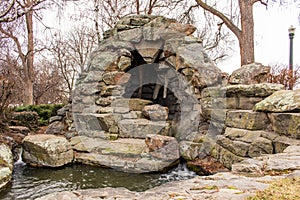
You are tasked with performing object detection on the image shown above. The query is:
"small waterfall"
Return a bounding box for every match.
[158,163,196,182]
[15,147,25,165]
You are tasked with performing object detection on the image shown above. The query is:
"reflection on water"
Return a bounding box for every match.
[0,162,196,200]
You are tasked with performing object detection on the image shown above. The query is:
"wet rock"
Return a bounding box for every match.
[146,134,179,161]
[22,134,73,167]
[0,144,13,189]
[254,89,300,112]
[187,156,227,175]
[142,104,169,121]
[229,63,270,85]
[74,137,178,173]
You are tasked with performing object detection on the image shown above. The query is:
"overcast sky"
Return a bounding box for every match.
[44,3,300,74]
[219,4,300,73]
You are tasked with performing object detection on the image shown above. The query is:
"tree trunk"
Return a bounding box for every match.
[239,0,255,65]
[195,0,256,66]
[24,7,34,105]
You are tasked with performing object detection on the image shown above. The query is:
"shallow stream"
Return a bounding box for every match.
[0,161,196,199]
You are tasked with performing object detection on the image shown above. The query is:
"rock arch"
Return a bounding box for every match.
[71,15,223,173]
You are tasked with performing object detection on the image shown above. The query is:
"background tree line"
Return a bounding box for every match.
[0,0,299,111]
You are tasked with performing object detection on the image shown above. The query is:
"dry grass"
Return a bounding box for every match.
[247,177,300,200]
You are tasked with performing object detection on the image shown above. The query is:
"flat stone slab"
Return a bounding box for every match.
[74,153,177,173]
[232,145,300,175]
[72,136,179,173]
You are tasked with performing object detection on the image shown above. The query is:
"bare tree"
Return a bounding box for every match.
[48,25,97,100]
[194,0,300,66]
[66,25,97,73]
[0,0,46,105]
[34,60,66,104]
[0,0,45,23]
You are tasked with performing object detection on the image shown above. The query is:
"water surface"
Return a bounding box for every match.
[0,162,196,199]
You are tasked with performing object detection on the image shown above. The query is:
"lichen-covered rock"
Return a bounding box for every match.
[225,110,269,130]
[118,119,170,138]
[179,141,202,160]
[210,144,244,169]
[0,144,13,189]
[254,89,300,112]
[268,113,300,139]
[229,63,270,85]
[22,134,73,167]
[223,83,284,97]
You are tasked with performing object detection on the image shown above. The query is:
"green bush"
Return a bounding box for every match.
[15,104,64,126]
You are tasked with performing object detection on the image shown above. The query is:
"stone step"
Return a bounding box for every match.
[74,152,177,173]
[70,136,146,158]
[118,119,170,138]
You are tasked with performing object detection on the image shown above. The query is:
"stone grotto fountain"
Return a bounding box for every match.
[70,15,223,173]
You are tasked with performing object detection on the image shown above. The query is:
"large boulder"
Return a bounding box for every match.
[254,89,300,112]
[22,134,73,167]
[0,144,13,189]
[228,63,270,85]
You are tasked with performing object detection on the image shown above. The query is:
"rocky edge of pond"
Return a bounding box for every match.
[36,145,300,200]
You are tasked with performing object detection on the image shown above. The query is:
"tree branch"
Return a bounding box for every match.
[0,0,15,18]
[251,0,268,6]
[195,0,242,40]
